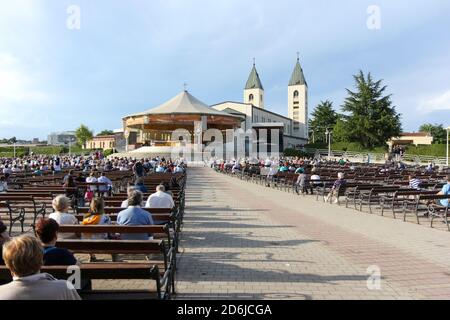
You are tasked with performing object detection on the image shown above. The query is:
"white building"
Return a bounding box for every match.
[47,131,76,146]
[211,57,309,149]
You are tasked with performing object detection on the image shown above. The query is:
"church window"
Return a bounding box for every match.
[249,94,254,102]
[293,90,299,99]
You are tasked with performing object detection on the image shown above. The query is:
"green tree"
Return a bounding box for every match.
[419,123,447,144]
[341,71,401,148]
[97,130,114,136]
[332,117,350,143]
[75,124,94,149]
[308,100,338,143]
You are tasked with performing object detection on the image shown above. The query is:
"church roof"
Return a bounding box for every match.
[124,90,240,118]
[289,58,307,86]
[245,64,264,90]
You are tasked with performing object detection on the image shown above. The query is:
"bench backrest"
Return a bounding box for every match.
[56,239,164,255]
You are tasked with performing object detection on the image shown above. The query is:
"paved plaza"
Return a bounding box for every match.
[175,167,450,300]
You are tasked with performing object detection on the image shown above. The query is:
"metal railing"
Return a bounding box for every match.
[305,148,448,166]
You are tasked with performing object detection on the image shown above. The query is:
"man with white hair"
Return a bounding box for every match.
[145,185,175,209]
[325,172,347,204]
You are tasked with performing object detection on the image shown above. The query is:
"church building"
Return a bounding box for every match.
[211,56,309,149]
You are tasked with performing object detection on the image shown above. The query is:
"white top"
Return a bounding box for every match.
[0,272,80,300]
[145,191,174,209]
[97,176,112,192]
[120,199,146,208]
[48,211,78,239]
[86,176,97,191]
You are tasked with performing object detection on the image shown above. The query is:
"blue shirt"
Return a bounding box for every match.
[440,183,450,207]
[135,183,148,193]
[117,206,154,240]
[43,246,77,266]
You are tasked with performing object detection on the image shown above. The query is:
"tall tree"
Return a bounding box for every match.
[308,100,338,143]
[419,123,447,144]
[75,124,93,149]
[332,117,350,143]
[341,71,401,148]
[97,130,114,136]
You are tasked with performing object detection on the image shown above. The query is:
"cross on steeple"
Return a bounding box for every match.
[253,57,256,66]
[296,51,300,61]
[183,82,188,92]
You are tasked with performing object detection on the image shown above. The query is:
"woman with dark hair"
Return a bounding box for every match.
[35,218,78,266]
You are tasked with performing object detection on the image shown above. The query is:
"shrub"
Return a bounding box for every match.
[103,149,115,157]
[405,144,446,157]
[283,148,313,157]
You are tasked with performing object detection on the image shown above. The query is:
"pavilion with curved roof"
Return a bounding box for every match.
[122,90,243,151]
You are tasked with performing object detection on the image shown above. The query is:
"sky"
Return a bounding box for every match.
[0,0,449,140]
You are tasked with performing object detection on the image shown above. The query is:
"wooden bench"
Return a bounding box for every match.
[0,195,47,235]
[419,195,450,230]
[382,189,439,219]
[355,186,402,213]
[0,263,171,300]
[55,238,176,293]
[57,224,175,250]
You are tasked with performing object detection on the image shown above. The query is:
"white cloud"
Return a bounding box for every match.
[417,90,450,114]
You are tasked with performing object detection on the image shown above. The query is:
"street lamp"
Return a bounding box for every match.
[446,126,450,167]
[325,128,332,159]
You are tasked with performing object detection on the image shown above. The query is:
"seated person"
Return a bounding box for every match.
[437,175,450,207]
[35,218,78,266]
[408,175,422,190]
[0,235,81,300]
[82,197,111,262]
[117,190,154,240]
[279,163,289,172]
[121,186,146,208]
[0,176,7,193]
[97,172,113,196]
[134,177,148,193]
[0,220,9,266]
[145,185,174,209]
[48,195,79,239]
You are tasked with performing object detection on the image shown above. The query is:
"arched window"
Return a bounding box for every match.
[293,90,299,99]
[249,94,254,102]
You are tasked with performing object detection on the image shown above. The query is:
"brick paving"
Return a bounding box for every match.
[175,168,450,300]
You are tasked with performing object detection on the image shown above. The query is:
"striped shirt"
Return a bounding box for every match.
[409,178,421,190]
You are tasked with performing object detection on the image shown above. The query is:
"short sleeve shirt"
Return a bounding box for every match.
[440,183,450,207]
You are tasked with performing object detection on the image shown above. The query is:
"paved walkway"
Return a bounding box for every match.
[175,168,450,300]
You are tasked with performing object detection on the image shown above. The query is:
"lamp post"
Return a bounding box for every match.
[13,142,16,158]
[446,126,450,167]
[325,128,332,159]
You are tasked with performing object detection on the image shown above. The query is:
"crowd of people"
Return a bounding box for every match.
[0,153,186,299]
[0,154,186,177]
[213,155,450,206]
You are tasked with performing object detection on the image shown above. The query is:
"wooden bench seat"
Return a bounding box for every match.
[0,263,171,300]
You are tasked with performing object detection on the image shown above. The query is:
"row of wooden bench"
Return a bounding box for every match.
[219,168,450,231]
[0,171,187,299]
